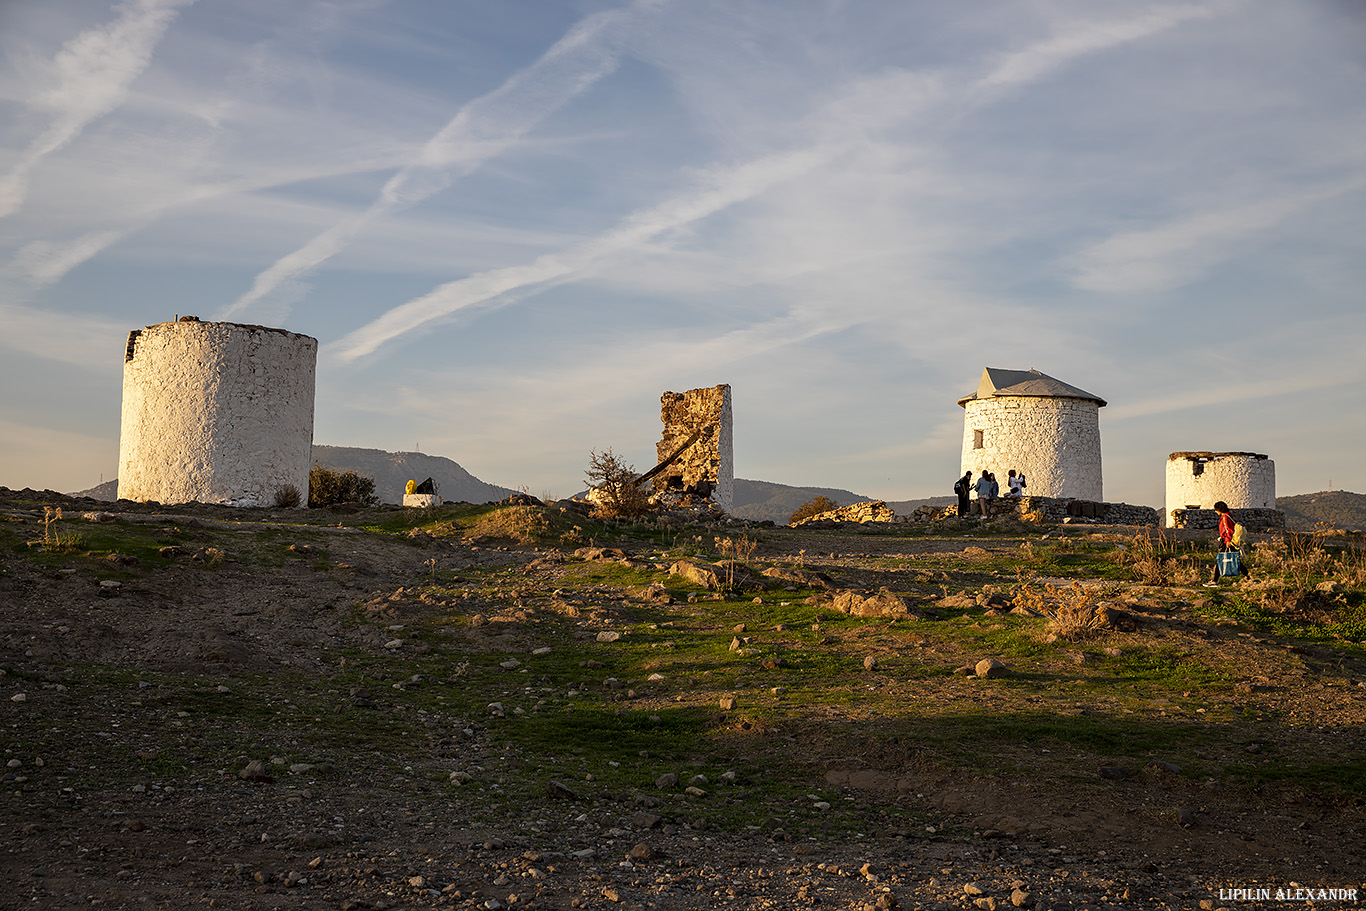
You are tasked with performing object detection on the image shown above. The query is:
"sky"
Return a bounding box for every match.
[1,0,1363,508]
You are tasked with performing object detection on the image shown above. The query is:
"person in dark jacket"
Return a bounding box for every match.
[954,471,973,518]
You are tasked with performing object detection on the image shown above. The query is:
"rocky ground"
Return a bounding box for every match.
[1,489,1363,911]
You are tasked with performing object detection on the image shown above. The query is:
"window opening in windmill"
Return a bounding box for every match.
[973,430,984,450]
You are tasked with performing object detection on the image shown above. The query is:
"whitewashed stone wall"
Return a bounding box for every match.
[653,385,733,513]
[1165,452,1275,527]
[118,320,317,506]
[960,397,1102,501]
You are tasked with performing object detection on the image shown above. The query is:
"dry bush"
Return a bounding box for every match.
[585,449,650,519]
[1015,579,1113,641]
[273,484,302,509]
[789,496,838,525]
[713,533,760,590]
[33,506,83,552]
[1111,531,1202,586]
[470,505,549,545]
[1021,509,1046,525]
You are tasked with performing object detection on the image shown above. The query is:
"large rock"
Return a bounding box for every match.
[975,658,1010,678]
[761,566,835,590]
[831,587,921,619]
[669,560,722,590]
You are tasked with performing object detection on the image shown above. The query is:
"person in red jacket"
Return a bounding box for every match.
[1206,501,1242,585]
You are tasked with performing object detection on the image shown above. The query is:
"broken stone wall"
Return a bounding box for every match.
[653,384,733,513]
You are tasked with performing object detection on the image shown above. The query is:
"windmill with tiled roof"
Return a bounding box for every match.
[958,367,1105,501]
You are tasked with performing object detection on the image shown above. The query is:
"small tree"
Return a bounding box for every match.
[309,464,378,507]
[585,448,650,519]
[789,495,838,525]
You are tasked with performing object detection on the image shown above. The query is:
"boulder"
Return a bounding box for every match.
[831,587,920,619]
[974,658,1010,678]
[670,560,722,590]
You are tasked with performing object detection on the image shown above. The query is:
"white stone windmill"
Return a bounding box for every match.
[958,367,1106,501]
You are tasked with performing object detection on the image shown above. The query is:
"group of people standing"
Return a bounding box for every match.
[954,469,1026,517]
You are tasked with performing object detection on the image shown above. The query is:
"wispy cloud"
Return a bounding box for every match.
[330,4,1229,362]
[1105,361,1358,421]
[7,229,130,285]
[0,0,194,218]
[0,302,128,368]
[1069,177,1366,293]
[326,144,837,361]
[973,3,1232,98]
[221,0,666,320]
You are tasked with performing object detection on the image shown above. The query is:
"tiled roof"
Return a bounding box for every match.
[958,367,1106,407]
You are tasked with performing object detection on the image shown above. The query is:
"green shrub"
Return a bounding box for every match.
[789,495,838,525]
[309,464,378,507]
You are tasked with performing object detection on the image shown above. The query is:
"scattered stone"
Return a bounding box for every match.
[596,631,621,643]
[1146,760,1181,775]
[1175,808,1197,827]
[629,842,654,861]
[576,547,628,562]
[863,656,878,671]
[641,582,673,603]
[238,760,271,783]
[718,696,737,711]
[631,811,663,829]
[546,780,578,800]
[963,882,986,895]
[975,658,1009,678]
[655,773,679,789]
[1010,889,1033,908]
[1099,765,1133,781]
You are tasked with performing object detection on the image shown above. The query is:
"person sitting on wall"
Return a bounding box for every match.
[1007,469,1026,497]
[974,471,993,517]
[988,471,999,502]
[954,471,973,518]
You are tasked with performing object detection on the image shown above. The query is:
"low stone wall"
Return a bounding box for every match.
[793,500,898,526]
[916,497,1159,526]
[1169,507,1285,531]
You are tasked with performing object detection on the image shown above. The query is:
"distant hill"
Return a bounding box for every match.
[310,446,516,505]
[732,479,875,524]
[68,446,517,505]
[1277,491,1366,532]
[70,479,119,501]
